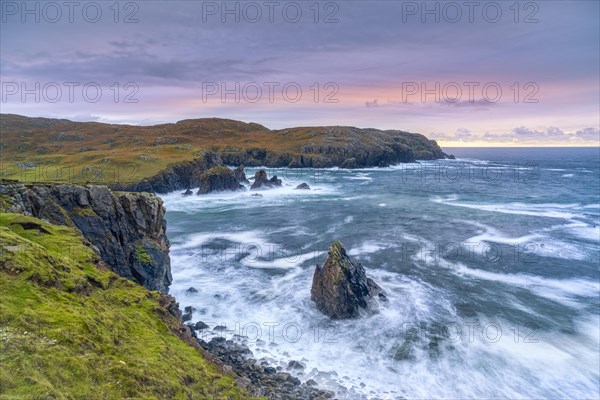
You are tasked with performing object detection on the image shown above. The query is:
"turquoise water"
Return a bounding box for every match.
[163,147,599,399]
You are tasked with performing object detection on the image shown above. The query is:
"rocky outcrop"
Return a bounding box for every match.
[311,241,386,319]
[197,166,245,194]
[219,127,454,168]
[0,182,171,292]
[295,183,310,190]
[110,151,223,193]
[250,170,282,190]
[233,165,250,185]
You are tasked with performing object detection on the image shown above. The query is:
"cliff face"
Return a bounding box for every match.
[110,151,223,194]
[0,183,171,292]
[219,127,453,168]
[0,212,253,399]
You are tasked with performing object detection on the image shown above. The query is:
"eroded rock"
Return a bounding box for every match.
[197,166,245,194]
[311,241,386,319]
[250,169,282,190]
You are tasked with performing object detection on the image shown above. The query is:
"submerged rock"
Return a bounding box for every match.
[295,183,310,190]
[197,166,245,194]
[250,169,282,190]
[182,188,193,196]
[311,241,386,319]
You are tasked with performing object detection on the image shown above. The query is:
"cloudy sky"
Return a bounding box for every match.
[1,0,599,146]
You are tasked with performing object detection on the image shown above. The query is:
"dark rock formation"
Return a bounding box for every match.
[311,241,386,319]
[250,170,282,190]
[197,166,245,194]
[182,188,193,196]
[340,158,359,169]
[110,150,223,193]
[233,165,250,184]
[0,183,171,293]
[295,183,310,190]
[219,127,453,168]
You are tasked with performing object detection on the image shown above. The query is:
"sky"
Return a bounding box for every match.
[1,0,599,146]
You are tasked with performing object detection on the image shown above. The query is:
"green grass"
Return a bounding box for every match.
[135,244,153,265]
[202,166,234,177]
[0,212,256,399]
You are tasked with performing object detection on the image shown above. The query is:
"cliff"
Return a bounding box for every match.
[0,212,255,399]
[0,182,171,292]
[0,114,453,191]
[109,151,223,194]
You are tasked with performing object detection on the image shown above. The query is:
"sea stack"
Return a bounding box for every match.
[311,241,386,319]
[197,166,245,194]
[250,169,282,190]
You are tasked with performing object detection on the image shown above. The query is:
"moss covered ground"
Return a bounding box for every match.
[0,212,256,399]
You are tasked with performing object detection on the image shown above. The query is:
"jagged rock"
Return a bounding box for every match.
[193,321,209,330]
[0,183,172,293]
[250,170,282,190]
[233,165,250,184]
[186,287,198,294]
[311,241,386,319]
[295,183,310,190]
[200,337,333,399]
[197,166,245,194]
[182,188,193,196]
[287,360,306,370]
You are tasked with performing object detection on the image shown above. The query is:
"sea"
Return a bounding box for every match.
[161,147,600,399]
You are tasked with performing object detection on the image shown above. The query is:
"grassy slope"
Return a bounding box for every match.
[0,212,255,400]
[0,114,441,184]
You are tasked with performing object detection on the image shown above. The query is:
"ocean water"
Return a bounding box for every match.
[162,147,600,399]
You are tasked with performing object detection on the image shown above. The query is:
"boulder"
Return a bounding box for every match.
[250,169,282,190]
[233,165,250,184]
[311,241,386,319]
[197,166,245,194]
[295,183,310,190]
[193,321,209,331]
[182,188,193,196]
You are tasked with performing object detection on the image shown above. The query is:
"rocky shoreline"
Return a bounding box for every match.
[0,180,340,399]
[198,336,335,400]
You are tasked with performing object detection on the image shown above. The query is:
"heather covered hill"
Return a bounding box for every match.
[0,114,452,185]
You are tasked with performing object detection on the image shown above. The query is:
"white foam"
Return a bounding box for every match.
[240,250,324,270]
[432,196,581,220]
[463,221,591,261]
[449,262,599,306]
[347,242,385,256]
[565,224,600,243]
